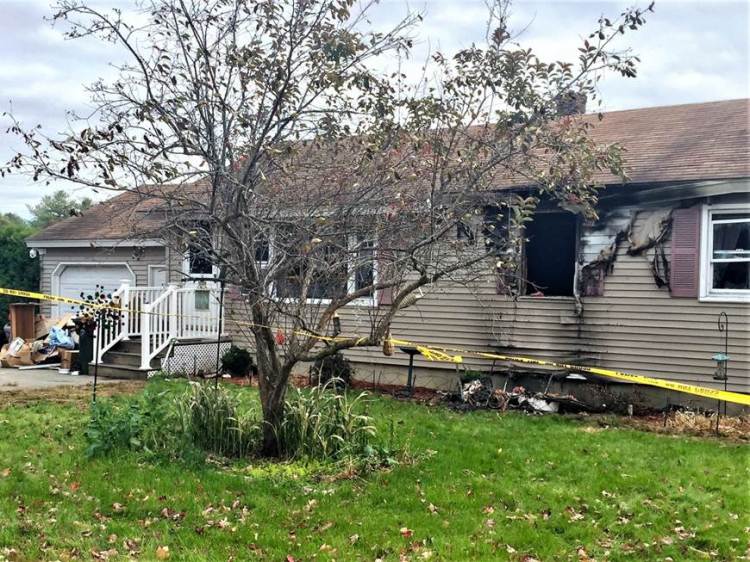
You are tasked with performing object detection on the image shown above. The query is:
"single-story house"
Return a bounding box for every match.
[26,99,749,404]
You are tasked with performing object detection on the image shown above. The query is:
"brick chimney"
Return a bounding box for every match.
[555,91,587,116]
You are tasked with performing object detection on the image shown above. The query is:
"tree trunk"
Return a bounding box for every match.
[254,330,290,457]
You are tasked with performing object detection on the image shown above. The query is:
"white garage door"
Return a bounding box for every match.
[56,265,134,315]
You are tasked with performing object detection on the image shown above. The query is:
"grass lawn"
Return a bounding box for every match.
[0,380,748,561]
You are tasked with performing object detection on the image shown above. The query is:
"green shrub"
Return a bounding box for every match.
[221,345,254,377]
[309,352,353,389]
[276,381,377,460]
[84,386,191,459]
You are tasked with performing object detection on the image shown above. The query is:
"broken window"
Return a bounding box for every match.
[523,213,578,296]
[484,207,578,297]
[702,207,750,299]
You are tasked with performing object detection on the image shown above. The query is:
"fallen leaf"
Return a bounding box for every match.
[155,545,170,560]
[427,503,438,514]
[349,534,359,544]
[111,503,125,513]
[565,507,585,522]
[400,527,413,538]
[1,468,10,478]
[482,505,495,514]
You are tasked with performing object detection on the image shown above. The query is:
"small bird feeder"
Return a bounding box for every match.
[712,352,729,381]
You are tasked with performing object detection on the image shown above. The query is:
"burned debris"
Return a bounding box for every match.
[441,375,596,414]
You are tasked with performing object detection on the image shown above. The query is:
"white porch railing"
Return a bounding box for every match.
[94,283,128,359]
[94,280,224,370]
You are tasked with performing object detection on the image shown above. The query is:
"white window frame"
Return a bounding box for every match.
[699,203,750,303]
[182,246,219,280]
[269,233,377,307]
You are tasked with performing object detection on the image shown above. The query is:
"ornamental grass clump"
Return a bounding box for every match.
[275,380,378,461]
[177,382,260,458]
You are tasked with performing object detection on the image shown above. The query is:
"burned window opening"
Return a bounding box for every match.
[523,213,578,297]
[484,206,578,297]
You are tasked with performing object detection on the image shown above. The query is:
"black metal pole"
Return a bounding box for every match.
[717,312,729,434]
[92,309,103,404]
[407,351,415,396]
[214,278,225,388]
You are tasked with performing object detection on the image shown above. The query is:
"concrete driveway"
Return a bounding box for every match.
[0,367,125,390]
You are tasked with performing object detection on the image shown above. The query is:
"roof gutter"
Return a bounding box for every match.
[26,238,164,249]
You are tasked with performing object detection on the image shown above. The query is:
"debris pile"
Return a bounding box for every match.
[443,378,594,414]
[0,313,79,372]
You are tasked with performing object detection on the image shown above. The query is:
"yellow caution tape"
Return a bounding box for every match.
[402,345,750,407]
[0,287,106,309]
[2,286,747,406]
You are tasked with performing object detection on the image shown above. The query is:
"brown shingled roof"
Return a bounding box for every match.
[28,98,749,242]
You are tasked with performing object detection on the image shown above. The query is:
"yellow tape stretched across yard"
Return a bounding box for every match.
[0,287,104,309]
[388,340,750,407]
[2,286,748,406]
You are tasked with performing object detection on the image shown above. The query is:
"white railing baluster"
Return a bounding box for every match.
[120,279,130,341]
[140,302,152,370]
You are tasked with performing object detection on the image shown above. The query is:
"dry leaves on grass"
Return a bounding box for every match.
[620,411,750,440]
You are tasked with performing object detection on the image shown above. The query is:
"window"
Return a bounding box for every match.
[185,223,215,277]
[484,207,578,297]
[700,204,750,301]
[350,235,375,297]
[523,213,577,296]
[273,233,376,304]
[194,289,211,310]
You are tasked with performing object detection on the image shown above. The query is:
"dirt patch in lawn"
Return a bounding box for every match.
[0,380,145,409]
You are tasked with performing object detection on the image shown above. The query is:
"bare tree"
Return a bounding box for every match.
[3,0,652,455]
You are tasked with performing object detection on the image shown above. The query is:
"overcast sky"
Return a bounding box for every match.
[1,0,748,217]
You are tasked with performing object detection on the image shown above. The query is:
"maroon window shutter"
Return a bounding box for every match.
[669,206,701,297]
[378,285,393,306]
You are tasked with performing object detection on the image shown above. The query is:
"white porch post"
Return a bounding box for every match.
[140,302,152,370]
[119,279,131,341]
[168,283,179,340]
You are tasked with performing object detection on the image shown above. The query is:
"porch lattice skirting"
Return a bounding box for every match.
[159,340,232,377]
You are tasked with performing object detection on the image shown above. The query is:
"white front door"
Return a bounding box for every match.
[148,265,169,288]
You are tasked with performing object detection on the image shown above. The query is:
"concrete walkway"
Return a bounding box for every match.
[0,367,124,390]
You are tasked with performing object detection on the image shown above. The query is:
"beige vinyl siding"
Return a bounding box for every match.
[225,205,749,395]
[38,246,167,316]
[344,207,750,393]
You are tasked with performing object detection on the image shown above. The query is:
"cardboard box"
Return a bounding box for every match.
[1,342,34,367]
[59,349,79,371]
